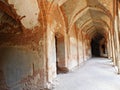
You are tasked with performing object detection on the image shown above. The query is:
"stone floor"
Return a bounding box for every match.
[53,58,120,90]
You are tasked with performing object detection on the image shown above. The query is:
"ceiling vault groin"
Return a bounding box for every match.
[0,0,113,40]
[60,0,113,40]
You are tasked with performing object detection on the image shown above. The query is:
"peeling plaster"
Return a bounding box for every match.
[8,0,40,29]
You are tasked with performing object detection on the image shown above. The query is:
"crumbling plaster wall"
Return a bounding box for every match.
[8,0,40,29]
[0,46,45,90]
[0,0,114,89]
[78,31,84,64]
[46,4,66,83]
[0,0,47,89]
[85,35,91,59]
[68,25,78,69]
[81,32,91,61]
[0,29,46,90]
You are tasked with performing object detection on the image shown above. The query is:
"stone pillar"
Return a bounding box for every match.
[116,2,120,74]
[111,35,117,66]
[107,36,111,59]
[114,16,120,70]
[117,56,120,74]
[82,32,86,61]
[65,33,70,68]
[77,34,80,66]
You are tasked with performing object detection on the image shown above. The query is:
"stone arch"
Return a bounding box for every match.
[70,8,111,32]
[90,31,107,57]
[45,3,69,85]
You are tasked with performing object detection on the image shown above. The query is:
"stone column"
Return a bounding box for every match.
[65,33,70,69]
[111,34,117,66]
[114,16,120,71]
[116,2,120,74]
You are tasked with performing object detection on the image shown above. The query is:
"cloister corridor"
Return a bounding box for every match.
[1,0,120,90]
[53,58,120,90]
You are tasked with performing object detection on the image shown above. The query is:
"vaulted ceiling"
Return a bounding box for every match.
[60,0,113,39]
[0,0,114,38]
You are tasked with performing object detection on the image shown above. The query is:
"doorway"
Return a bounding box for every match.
[91,34,105,57]
[91,39,101,57]
[55,34,68,74]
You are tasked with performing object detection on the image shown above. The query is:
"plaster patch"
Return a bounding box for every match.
[8,0,40,29]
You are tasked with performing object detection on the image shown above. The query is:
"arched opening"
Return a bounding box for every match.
[99,39,108,57]
[91,38,100,57]
[102,44,106,54]
[91,33,107,57]
[55,33,68,74]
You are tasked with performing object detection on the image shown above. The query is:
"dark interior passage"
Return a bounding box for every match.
[91,39,100,57]
[91,33,105,57]
[102,44,106,54]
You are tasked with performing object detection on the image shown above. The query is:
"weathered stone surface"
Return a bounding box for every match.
[0,0,119,89]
